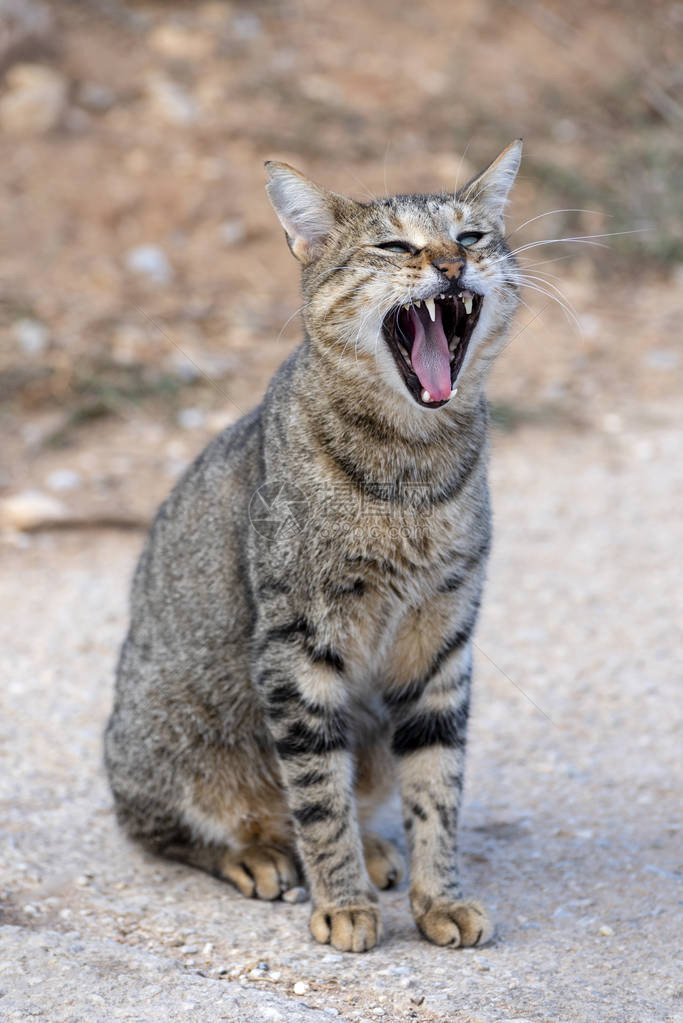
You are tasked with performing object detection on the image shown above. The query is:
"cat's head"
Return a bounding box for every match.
[265,142,522,412]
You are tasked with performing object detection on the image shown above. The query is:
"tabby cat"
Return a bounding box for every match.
[105,140,523,952]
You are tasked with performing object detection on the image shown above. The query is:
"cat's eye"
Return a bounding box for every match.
[376,240,415,254]
[457,231,485,247]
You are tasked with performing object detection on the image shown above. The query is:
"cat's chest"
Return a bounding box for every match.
[332,502,480,679]
[330,485,478,574]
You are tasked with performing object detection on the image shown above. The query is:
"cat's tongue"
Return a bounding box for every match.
[408,303,452,402]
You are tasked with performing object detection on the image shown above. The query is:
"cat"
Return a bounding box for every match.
[104,140,523,953]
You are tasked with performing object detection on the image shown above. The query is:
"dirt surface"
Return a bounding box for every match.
[2,415,681,1023]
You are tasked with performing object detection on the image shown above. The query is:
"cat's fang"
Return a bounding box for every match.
[450,386,458,398]
[421,389,432,402]
[425,297,436,321]
[462,293,473,315]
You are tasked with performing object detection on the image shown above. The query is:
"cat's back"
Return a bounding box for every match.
[114,403,265,719]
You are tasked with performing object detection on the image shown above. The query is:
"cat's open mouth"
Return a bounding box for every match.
[382,291,483,408]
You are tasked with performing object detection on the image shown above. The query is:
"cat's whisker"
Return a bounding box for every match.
[275,300,312,344]
[485,228,648,276]
[505,276,582,331]
[453,141,472,201]
[505,228,648,259]
[507,208,605,238]
[346,171,381,204]
[509,256,570,278]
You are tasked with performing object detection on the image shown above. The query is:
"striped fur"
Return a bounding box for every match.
[105,142,522,952]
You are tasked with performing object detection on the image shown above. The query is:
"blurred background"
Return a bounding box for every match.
[0,0,681,527]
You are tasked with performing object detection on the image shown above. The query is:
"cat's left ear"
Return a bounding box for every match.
[460,139,523,224]
[265,162,354,265]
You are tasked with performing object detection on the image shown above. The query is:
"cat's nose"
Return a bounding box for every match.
[433,258,465,281]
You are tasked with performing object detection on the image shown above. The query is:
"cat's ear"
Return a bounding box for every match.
[265,162,352,265]
[460,139,523,223]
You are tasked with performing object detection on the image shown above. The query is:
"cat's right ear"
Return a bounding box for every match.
[459,139,523,224]
[265,162,349,265]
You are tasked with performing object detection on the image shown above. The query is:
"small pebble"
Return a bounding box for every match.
[599,924,614,936]
[125,244,173,286]
[0,63,67,135]
[78,82,116,112]
[293,981,309,995]
[13,318,48,356]
[177,407,205,430]
[201,943,213,956]
[0,490,66,531]
[144,72,197,126]
[219,218,246,246]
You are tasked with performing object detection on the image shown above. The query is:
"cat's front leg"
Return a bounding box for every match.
[387,637,493,948]
[255,638,381,952]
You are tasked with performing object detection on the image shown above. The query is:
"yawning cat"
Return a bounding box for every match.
[105,140,523,952]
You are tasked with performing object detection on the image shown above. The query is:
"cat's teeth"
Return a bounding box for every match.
[450,386,458,398]
[403,304,410,311]
[399,345,411,363]
[462,293,473,315]
[421,389,432,402]
[415,300,421,308]
[439,293,445,300]
[425,297,436,321]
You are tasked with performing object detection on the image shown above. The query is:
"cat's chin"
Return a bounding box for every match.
[381,291,483,409]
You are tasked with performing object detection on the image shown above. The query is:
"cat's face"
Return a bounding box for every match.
[266,142,522,412]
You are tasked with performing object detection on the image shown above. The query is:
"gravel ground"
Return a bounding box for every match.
[1,417,681,1023]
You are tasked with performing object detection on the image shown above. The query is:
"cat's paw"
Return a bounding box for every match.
[219,844,298,900]
[362,833,404,890]
[310,904,383,952]
[413,897,493,948]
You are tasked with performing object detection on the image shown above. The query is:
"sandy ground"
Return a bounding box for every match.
[1,409,681,1023]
